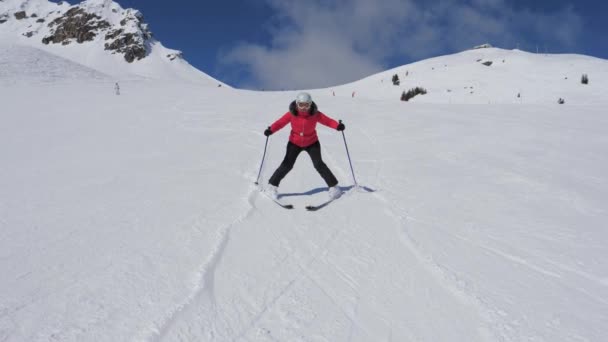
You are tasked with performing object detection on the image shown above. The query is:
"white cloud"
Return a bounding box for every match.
[220,0,585,89]
[222,36,381,90]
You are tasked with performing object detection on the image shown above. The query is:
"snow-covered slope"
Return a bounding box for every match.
[1,19,608,342]
[0,43,110,84]
[0,0,227,85]
[331,47,608,104]
[2,74,607,342]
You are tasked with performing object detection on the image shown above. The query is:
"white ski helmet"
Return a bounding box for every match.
[295,92,312,106]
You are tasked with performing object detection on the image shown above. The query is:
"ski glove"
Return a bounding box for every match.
[264,127,273,136]
[336,122,345,131]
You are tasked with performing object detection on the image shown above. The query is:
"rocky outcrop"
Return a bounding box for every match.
[102,10,152,62]
[104,31,146,62]
[40,5,153,63]
[42,8,111,44]
[474,43,493,49]
[167,52,183,61]
[3,0,183,65]
[14,11,27,20]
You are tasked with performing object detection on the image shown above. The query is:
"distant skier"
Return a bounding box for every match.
[264,92,345,200]
[114,82,120,95]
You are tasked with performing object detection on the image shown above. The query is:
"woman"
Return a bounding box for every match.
[264,92,345,200]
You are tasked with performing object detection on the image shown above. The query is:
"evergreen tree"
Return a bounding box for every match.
[392,74,400,86]
[401,87,427,101]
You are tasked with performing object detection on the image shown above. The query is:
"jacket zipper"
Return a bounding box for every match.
[301,118,305,145]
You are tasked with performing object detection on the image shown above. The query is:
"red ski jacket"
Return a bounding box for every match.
[269,101,339,148]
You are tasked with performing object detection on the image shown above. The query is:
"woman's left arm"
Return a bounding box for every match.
[317,112,339,129]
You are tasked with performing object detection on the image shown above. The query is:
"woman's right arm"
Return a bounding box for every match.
[269,112,292,133]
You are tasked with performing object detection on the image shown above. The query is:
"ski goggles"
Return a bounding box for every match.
[297,101,311,109]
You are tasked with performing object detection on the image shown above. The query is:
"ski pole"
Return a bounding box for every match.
[254,128,270,185]
[339,120,358,187]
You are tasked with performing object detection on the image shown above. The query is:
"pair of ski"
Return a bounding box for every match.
[260,189,340,211]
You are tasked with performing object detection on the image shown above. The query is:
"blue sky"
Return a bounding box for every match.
[112,0,606,89]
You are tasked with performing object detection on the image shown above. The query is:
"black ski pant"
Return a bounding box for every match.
[268,141,338,188]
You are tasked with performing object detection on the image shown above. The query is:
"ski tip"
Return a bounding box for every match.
[285,204,294,209]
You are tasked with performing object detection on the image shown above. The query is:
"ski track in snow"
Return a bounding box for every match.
[377,185,608,341]
[232,210,376,341]
[144,192,258,342]
[224,127,501,340]
[356,125,501,340]
[141,98,260,341]
[456,233,608,297]
[240,120,501,340]
[376,195,504,341]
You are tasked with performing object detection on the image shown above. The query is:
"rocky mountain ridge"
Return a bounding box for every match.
[1,0,180,63]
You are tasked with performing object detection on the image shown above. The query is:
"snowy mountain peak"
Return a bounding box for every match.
[336,46,607,105]
[81,0,115,7]
[0,0,228,85]
[1,0,159,63]
[473,43,493,49]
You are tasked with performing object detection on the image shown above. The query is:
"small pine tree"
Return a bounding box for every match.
[392,74,400,86]
[401,87,427,101]
[581,74,589,84]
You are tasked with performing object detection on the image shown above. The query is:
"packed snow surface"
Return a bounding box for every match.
[1,41,607,341]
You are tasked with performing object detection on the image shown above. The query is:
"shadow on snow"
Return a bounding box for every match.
[279,184,375,199]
